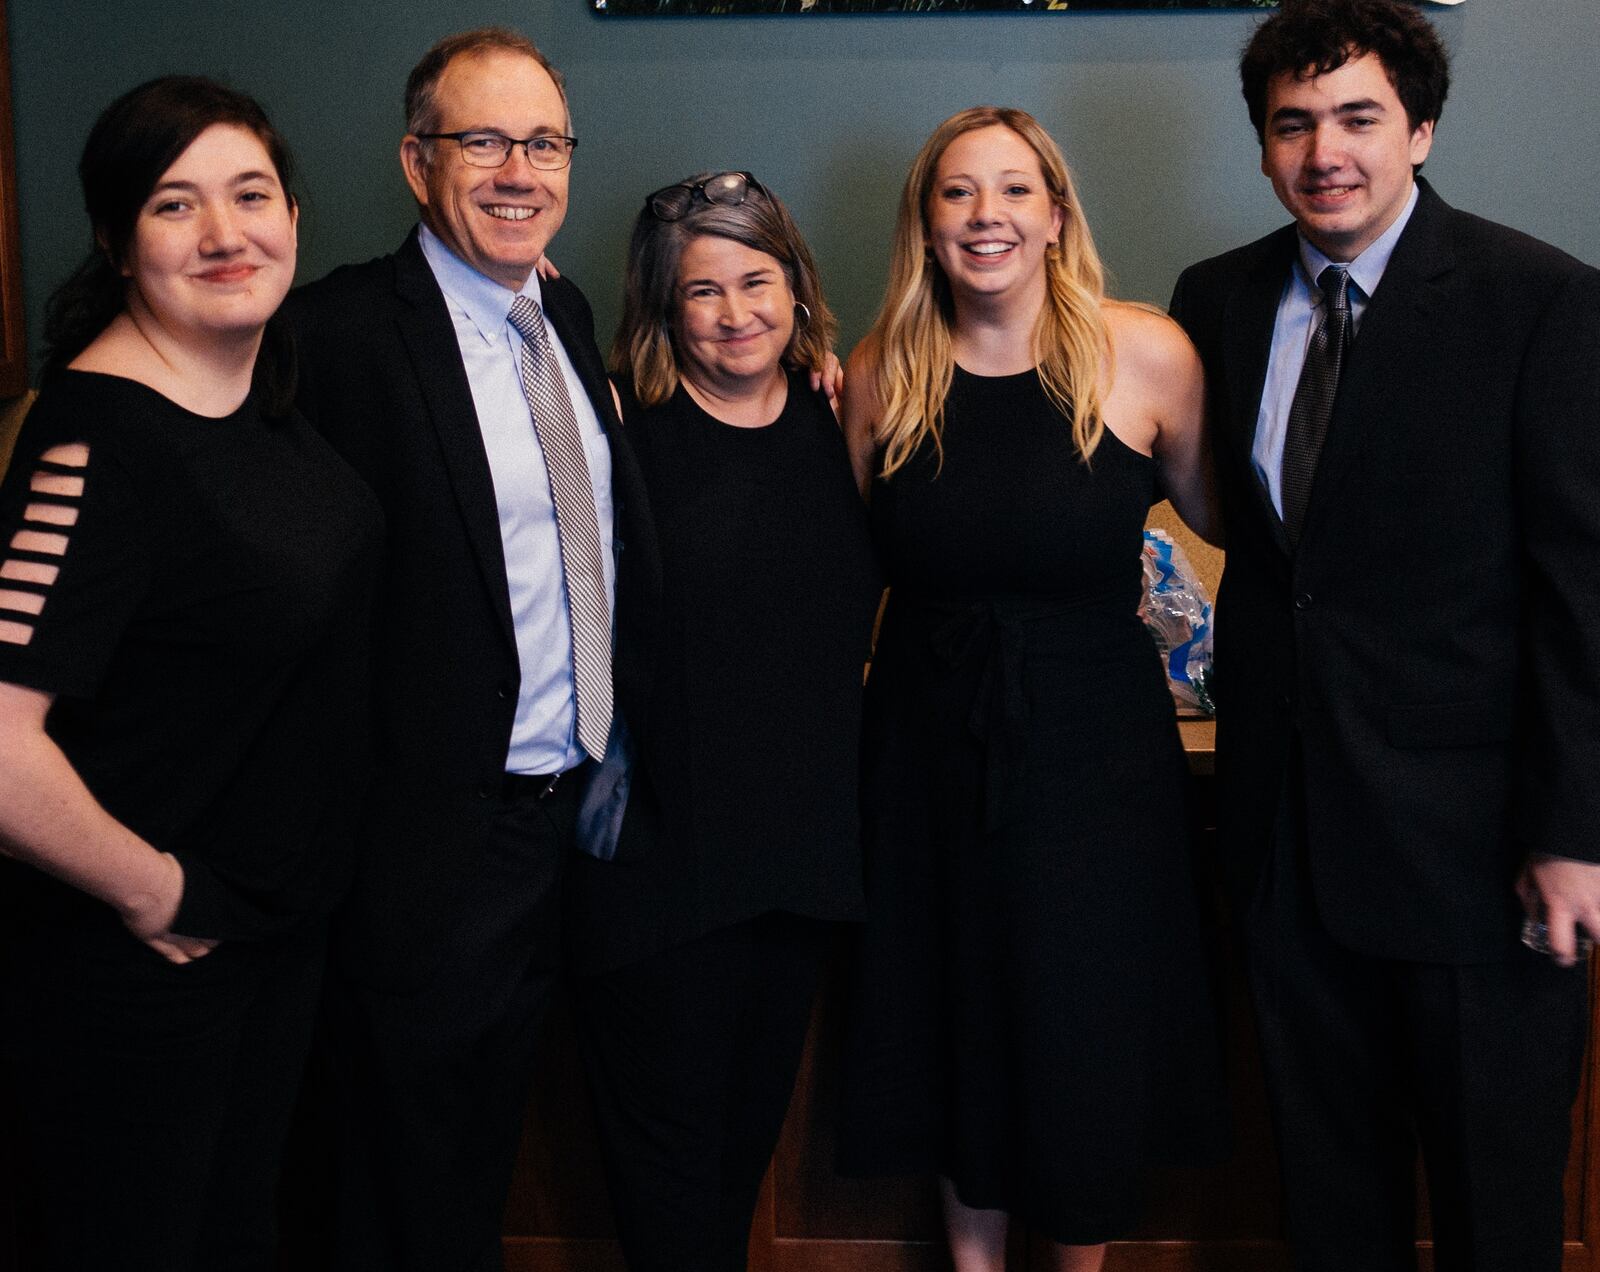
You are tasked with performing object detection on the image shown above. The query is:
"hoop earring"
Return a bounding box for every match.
[794,301,812,329]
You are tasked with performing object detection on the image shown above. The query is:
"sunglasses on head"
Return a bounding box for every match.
[645,171,767,222]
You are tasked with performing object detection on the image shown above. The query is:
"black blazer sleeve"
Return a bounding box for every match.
[1170,187,1600,960]
[1510,265,1600,864]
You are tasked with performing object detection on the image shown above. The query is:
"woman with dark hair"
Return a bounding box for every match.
[563,172,880,1272]
[838,108,1225,1271]
[0,77,380,1270]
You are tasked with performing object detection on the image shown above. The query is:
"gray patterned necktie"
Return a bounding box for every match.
[507,295,613,759]
[1280,264,1352,548]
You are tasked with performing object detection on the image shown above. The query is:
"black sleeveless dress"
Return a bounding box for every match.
[839,366,1225,1243]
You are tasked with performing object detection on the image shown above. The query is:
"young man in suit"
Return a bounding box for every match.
[286,29,658,1271]
[1168,2,1600,1268]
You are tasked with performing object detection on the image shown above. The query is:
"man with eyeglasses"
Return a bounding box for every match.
[286,27,658,1272]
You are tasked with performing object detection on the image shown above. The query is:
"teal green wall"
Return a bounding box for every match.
[7,1,1597,373]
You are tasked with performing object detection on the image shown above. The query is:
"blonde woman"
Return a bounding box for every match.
[838,107,1224,1272]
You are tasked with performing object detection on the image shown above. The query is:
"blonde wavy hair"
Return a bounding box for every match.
[871,106,1111,478]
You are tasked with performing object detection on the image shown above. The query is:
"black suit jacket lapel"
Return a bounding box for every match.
[538,276,663,723]
[391,231,518,655]
[1225,227,1299,557]
[540,276,657,580]
[1296,180,1457,552]
[541,278,654,573]
[540,280,617,431]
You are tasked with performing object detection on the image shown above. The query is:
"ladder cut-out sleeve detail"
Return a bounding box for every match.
[0,450,90,646]
[0,434,153,692]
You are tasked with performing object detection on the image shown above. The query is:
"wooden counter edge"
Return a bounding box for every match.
[1179,716,1215,777]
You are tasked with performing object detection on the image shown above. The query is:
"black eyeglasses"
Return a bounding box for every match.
[416,131,578,170]
[645,171,766,222]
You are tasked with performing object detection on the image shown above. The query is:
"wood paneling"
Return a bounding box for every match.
[0,390,34,475]
[4,774,1597,1272]
[476,778,1600,1270]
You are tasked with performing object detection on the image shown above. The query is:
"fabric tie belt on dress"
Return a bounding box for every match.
[895,591,1130,835]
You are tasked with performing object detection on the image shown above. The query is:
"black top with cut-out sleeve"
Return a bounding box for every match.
[0,369,383,941]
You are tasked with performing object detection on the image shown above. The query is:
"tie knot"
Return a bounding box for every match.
[507,295,544,342]
[1317,265,1352,313]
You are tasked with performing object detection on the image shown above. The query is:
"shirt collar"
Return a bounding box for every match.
[1296,181,1419,301]
[417,222,545,345]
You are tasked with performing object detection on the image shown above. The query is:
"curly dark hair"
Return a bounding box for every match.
[1240,0,1450,144]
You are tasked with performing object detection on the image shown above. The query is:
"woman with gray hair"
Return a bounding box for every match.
[563,171,881,1271]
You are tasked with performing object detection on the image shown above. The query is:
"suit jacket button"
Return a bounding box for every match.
[497,683,512,700]
[477,785,492,800]
[1294,592,1313,610]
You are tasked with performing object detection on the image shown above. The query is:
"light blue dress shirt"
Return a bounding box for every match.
[1253,183,1419,517]
[419,224,616,774]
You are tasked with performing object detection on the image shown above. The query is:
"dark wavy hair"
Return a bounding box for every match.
[1240,0,1450,143]
[43,76,300,414]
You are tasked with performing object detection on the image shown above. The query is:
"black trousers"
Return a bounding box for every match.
[0,903,325,1272]
[1246,768,1588,1272]
[572,911,836,1272]
[329,778,573,1272]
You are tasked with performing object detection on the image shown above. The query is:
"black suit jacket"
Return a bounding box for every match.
[1170,180,1600,963]
[285,230,661,988]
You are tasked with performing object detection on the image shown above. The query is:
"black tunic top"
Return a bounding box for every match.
[839,367,1225,1242]
[567,371,881,973]
[0,370,383,941]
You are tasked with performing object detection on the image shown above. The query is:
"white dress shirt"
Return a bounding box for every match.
[419,224,616,773]
[1253,183,1419,516]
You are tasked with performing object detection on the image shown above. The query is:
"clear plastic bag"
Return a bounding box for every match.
[1138,529,1215,716]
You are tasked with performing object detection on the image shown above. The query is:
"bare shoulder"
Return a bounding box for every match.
[844,333,882,389]
[1103,300,1200,386]
[1100,300,1205,458]
[842,335,885,422]
[841,335,885,494]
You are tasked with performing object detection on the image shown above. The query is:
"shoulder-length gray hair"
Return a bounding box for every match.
[610,173,836,407]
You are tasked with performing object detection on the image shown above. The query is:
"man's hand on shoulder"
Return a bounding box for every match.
[1522,855,1600,967]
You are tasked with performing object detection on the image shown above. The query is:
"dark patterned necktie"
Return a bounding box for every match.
[507,295,613,759]
[1280,264,1352,548]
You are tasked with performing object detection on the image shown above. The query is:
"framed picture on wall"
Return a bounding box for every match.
[0,0,26,397]
[594,0,1280,13]
[595,0,1461,13]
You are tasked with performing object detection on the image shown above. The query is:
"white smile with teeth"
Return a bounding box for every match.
[1309,186,1358,197]
[965,242,1015,256]
[485,205,537,221]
